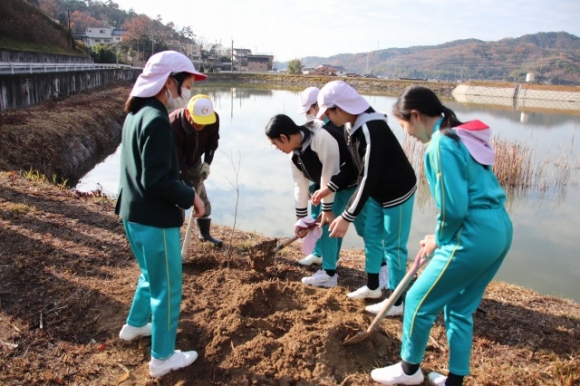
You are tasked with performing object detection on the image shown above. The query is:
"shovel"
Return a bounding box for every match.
[271,213,323,253]
[248,215,322,270]
[181,209,196,260]
[343,248,429,346]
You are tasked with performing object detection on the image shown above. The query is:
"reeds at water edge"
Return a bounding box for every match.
[402,133,576,209]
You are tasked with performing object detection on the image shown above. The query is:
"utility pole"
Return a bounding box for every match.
[67,10,73,49]
[231,38,234,73]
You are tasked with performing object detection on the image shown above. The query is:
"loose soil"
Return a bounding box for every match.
[0,85,579,385]
[0,172,579,386]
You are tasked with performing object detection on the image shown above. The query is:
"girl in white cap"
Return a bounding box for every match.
[315,81,416,312]
[369,86,512,386]
[115,50,207,378]
[265,114,362,287]
[298,86,390,289]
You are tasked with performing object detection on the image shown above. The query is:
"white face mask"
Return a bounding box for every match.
[305,113,317,122]
[180,87,192,101]
[164,78,178,107]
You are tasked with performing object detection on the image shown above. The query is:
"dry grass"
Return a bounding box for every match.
[401,134,577,211]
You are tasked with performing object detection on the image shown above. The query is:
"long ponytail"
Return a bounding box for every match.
[393,85,463,139]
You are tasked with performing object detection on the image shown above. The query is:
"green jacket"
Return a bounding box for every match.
[115,98,195,228]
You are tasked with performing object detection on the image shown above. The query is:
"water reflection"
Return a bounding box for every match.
[76,86,580,302]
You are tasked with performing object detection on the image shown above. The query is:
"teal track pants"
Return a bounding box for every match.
[310,186,366,270]
[363,195,414,288]
[401,208,512,375]
[123,220,183,360]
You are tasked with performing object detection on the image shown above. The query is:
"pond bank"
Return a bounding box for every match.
[0,83,129,184]
[0,170,579,385]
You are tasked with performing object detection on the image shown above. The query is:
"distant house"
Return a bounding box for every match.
[247,55,274,72]
[302,67,315,75]
[233,48,252,67]
[314,66,337,76]
[83,26,126,47]
[166,39,201,59]
[333,66,348,76]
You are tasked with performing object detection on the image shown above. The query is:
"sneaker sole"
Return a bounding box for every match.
[298,261,323,266]
[302,282,337,288]
[150,354,198,377]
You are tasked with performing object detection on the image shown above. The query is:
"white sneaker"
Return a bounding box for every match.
[119,323,152,341]
[379,264,389,289]
[149,350,198,377]
[365,299,404,316]
[347,285,382,300]
[301,270,338,288]
[371,362,424,385]
[298,254,323,266]
[428,371,447,386]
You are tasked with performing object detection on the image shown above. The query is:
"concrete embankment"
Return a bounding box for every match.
[452,82,580,112]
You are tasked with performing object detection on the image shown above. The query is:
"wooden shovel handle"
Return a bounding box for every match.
[272,235,300,252]
[181,209,196,259]
[366,249,429,333]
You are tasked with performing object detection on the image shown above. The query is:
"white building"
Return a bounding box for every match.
[84,27,126,47]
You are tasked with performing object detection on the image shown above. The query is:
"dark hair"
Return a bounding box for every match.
[392,85,462,139]
[123,96,149,114]
[172,72,190,97]
[265,114,311,142]
[123,71,193,114]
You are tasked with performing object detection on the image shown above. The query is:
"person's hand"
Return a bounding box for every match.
[200,162,211,180]
[294,225,310,238]
[329,215,350,238]
[420,234,437,257]
[312,187,331,205]
[192,194,205,218]
[320,211,335,227]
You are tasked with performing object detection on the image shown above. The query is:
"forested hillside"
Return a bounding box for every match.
[300,32,580,85]
[0,0,82,55]
[0,0,198,64]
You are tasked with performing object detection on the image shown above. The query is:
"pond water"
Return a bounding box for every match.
[76,85,580,302]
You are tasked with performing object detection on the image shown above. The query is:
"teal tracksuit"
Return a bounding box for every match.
[401,126,513,375]
[343,112,416,284]
[115,98,195,360]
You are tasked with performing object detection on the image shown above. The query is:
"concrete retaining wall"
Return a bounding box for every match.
[452,84,580,111]
[0,68,141,111]
[0,49,92,63]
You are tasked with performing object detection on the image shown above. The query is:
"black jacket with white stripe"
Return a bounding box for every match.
[291,120,359,217]
[342,112,417,222]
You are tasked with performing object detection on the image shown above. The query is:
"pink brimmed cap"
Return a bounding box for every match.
[130,50,207,98]
[316,80,370,119]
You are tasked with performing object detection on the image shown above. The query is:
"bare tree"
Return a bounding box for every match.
[222,150,242,260]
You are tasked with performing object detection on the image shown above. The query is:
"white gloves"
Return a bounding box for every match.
[200,162,211,180]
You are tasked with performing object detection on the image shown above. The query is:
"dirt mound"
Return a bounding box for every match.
[0,171,579,385]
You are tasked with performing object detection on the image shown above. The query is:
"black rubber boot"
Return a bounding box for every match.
[197,218,223,247]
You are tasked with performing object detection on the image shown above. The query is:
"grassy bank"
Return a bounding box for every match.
[205,72,458,96]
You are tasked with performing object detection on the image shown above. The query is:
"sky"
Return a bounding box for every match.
[112,0,580,62]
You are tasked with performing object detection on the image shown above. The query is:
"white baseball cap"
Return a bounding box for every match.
[130,50,207,98]
[316,81,370,119]
[297,87,320,114]
[187,94,216,125]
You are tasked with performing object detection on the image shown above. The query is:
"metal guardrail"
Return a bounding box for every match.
[0,62,139,75]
